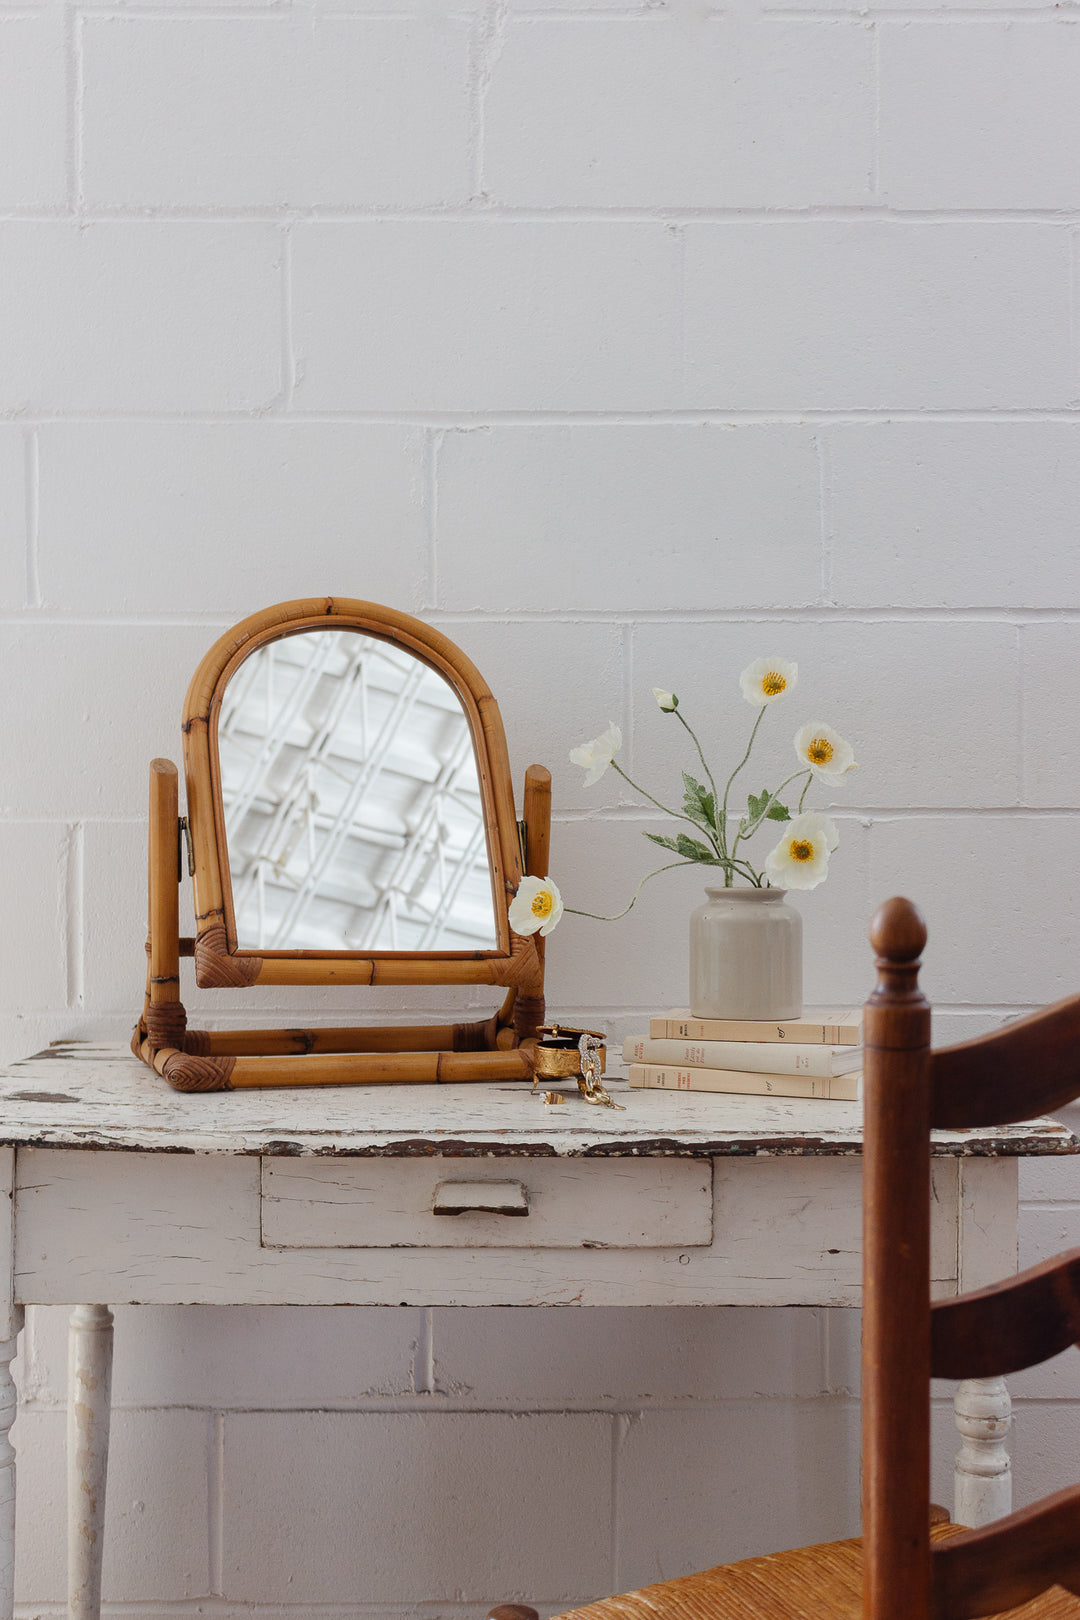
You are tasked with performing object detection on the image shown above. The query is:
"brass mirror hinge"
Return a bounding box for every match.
[178,816,195,880]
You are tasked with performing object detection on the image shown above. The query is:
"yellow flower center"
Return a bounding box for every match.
[790,839,815,863]
[807,736,834,764]
[762,671,787,696]
[531,891,554,918]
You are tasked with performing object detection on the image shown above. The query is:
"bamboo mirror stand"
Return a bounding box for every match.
[132,599,552,1093]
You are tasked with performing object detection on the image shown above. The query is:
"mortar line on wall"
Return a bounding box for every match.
[6,408,1080,425]
[412,1308,436,1394]
[24,202,1080,222]
[66,821,84,1009]
[23,429,40,609]
[209,1412,225,1595]
[7,606,1080,626]
[770,5,1075,13]
[550,803,1080,819]
[468,0,509,204]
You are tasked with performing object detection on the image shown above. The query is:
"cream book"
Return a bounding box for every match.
[650,1008,862,1046]
[623,1035,861,1077]
[627,1063,862,1102]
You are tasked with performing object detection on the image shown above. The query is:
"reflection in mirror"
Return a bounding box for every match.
[218,629,499,953]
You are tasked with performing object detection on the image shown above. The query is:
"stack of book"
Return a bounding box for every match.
[623,1007,862,1101]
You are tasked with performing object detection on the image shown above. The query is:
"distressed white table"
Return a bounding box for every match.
[0,1042,1075,1620]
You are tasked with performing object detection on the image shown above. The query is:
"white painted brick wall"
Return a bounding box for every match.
[2,1,1079,1613]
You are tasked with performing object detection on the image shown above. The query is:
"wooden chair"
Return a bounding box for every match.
[487,897,1080,1620]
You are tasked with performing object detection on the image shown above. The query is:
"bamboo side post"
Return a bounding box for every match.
[862,898,932,1620]
[147,760,186,1051]
[513,763,551,1042]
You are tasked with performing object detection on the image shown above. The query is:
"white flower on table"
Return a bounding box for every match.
[739,657,798,708]
[764,812,839,891]
[793,722,857,784]
[509,875,564,937]
[569,722,622,787]
[652,688,679,712]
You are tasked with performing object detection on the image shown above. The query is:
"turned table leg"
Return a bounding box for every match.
[953,1376,1012,1527]
[68,1306,114,1620]
[0,1312,24,1620]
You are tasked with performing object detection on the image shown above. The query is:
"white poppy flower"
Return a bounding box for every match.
[508,875,564,937]
[569,721,622,787]
[740,657,798,708]
[793,722,857,784]
[764,813,839,892]
[653,688,678,712]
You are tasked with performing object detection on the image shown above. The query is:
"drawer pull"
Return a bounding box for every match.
[432,1180,529,1217]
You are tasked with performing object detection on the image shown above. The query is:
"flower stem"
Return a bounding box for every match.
[675,708,721,821]
[566,851,765,922]
[565,861,698,921]
[732,769,813,854]
[612,762,724,858]
[798,774,812,812]
[719,706,766,883]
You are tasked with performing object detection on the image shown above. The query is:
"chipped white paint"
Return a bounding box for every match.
[67,1305,113,1620]
[0,1149,21,1620]
[0,1045,1073,1161]
[954,1377,1013,1528]
[0,1043,1074,1615]
[0,1335,18,1620]
[262,1157,713,1249]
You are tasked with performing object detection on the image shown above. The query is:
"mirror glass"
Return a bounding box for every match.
[217,629,499,953]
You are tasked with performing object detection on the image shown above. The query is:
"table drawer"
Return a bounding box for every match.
[261,1156,713,1249]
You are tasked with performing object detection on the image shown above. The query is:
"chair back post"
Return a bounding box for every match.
[863,897,932,1620]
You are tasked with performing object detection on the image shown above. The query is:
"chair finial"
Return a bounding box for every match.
[869,896,927,965]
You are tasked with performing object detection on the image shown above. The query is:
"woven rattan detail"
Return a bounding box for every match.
[158,1051,236,1093]
[549,1530,1080,1620]
[195,925,262,988]
[452,1015,500,1052]
[180,1029,213,1056]
[513,994,545,1041]
[145,1000,188,1051]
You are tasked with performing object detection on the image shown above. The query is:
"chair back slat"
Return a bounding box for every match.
[932,1486,1080,1619]
[863,898,933,1620]
[931,1249,1080,1380]
[931,992,1080,1129]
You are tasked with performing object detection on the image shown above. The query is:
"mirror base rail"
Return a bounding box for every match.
[132,1032,538,1093]
[135,751,552,1093]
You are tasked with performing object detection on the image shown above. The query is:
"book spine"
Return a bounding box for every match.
[648,1014,861,1045]
[622,1036,857,1077]
[627,1064,860,1102]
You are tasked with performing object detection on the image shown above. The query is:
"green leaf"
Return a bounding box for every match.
[643,832,683,854]
[766,802,791,822]
[673,833,721,864]
[746,789,770,823]
[642,829,720,864]
[681,772,716,830]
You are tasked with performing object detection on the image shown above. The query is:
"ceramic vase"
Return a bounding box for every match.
[689,886,802,1021]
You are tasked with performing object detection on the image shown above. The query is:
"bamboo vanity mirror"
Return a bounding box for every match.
[132,599,553,1093]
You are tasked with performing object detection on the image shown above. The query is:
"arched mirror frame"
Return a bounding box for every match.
[186,598,523,983]
[133,598,551,1092]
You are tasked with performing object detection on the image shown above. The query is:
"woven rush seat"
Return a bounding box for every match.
[549,1527,1080,1620]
